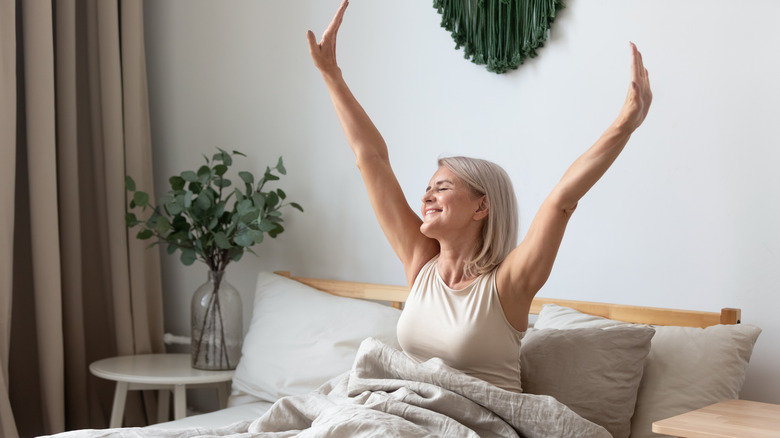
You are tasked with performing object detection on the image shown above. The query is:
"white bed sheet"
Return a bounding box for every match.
[147,401,272,430]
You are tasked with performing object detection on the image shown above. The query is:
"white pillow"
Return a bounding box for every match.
[535,304,762,438]
[535,303,626,330]
[231,272,402,403]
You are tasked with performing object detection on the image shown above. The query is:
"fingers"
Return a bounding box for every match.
[629,42,642,80]
[325,0,349,38]
[308,1,349,51]
[629,42,652,97]
[306,30,318,51]
[629,43,652,124]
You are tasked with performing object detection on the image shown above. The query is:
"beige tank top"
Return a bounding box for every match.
[396,256,524,392]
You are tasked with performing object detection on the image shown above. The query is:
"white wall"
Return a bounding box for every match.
[143,0,780,404]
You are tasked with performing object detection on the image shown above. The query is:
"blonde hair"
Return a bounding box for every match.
[438,156,519,277]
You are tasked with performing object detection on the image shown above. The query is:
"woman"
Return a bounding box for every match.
[307,0,652,392]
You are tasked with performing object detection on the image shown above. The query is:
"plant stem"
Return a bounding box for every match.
[193,269,232,369]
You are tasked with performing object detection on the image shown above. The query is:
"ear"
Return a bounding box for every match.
[473,196,489,221]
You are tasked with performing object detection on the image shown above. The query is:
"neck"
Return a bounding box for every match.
[436,242,479,289]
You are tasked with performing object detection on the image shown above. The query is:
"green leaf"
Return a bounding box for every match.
[236,199,253,216]
[215,232,232,249]
[233,150,246,157]
[167,243,178,254]
[276,157,286,175]
[184,191,193,208]
[214,164,228,176]
[258,219,277,232]
[266,191,279,208]
[207,216,218,230]
[181,170,198,182]
[196,192,212,210]
[125,213,139,227]
[248,230,264,244]
[239,171,254,185]
[290,202,304,212]
[169,176,186,191]
[125,176,136,192]
[167,197,184,215]
[234,230,253,247]
[136,229,154,240]
[172,215,190,231]
[133,191,149,208]
[233,188,245,202]
[145,214,158,229]
[276,188,286,200]
[189,181,202,194]
[214,201,226,218]
[180,248,197,265]
[197,165,211,179]
[214,177,232,188]
[221,150,232,166]
[268,224,284,238]
[252,193,266,211]
[239,210,259,224]
[158,194,174,206]
[155,216,171,234]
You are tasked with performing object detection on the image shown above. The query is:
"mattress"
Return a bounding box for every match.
[146,401,272,430]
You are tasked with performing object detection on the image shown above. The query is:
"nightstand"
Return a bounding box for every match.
[652,399,780,437]
[89,353,234,428]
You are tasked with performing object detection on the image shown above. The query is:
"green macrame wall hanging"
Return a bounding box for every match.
[434,0,564,74]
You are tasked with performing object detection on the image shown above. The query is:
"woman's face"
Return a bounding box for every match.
[420,167,486,239]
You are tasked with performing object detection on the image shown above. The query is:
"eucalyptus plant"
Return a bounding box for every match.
[125,148,303,273]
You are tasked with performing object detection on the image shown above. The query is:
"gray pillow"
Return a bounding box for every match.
[520,326,655,438]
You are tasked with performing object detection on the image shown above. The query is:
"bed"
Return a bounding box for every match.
[53,270,761,438]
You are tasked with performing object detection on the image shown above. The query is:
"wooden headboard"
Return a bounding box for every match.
[275,272,741,328]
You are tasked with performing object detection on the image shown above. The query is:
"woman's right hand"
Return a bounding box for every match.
[306,0,349,76]
[613,42,652,134]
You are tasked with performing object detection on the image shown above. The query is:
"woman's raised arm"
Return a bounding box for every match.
[498,43,653,304]
[307,1,438,285]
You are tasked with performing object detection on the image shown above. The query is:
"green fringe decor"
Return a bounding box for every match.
[433,0,565,74]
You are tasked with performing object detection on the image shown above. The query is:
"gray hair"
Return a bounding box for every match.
[438,156,519,276]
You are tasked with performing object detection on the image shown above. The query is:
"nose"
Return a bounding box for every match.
[421,189,433,204]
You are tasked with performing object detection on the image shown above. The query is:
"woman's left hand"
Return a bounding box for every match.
[614,43,653,132]
[307,0,349,77]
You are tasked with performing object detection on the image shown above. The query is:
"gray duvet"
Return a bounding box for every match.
[48,338,610,437]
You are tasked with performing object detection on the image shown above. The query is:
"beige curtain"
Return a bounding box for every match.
[0,0,165,436]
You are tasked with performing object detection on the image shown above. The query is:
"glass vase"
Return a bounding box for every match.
[191,270,243,370]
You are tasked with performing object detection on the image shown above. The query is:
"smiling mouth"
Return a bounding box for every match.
[424,209,442,217]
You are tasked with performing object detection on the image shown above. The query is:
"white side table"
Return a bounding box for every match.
[89,354,234,428]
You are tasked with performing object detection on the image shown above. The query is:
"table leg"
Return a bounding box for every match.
[157,388,170,423]
[217,382,229,409]
[109,381,129,428]
[173,384,186,420]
